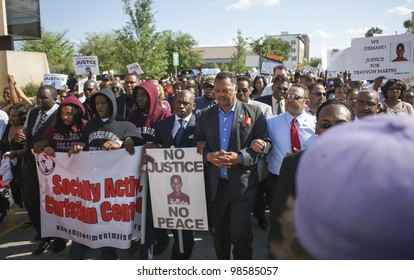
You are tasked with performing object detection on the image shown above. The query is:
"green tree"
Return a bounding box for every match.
[251,37,291,61]
[209,62,219,69]
[403,20,414,34]
[220,63,229,72]
[305,57,322,68]
[78,32,124,74]
[365,27,383,37]
[20,29,75,73]
[117,0,168,79]
[230,29,249,74]
[158,30,202,75]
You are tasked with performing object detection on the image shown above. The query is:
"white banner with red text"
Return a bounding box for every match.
[34,147,146,249]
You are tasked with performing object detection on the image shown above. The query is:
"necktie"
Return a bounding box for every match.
[35,111,47,133]
[277,101,283,115]
[290,118,301,153]
[174,119,185,146]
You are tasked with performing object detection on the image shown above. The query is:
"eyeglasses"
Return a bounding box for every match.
[276,86,289,92]
[284,94,304,101]
[356,100,378,108]
[237,88,249,94]
[311,91,327,97]
[318,123,332,129]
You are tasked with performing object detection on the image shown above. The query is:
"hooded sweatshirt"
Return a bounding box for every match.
[81,88,144,151]
[44,94,88,152]
[127,81,171,144]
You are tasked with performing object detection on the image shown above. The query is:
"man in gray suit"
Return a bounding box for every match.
[195,72,272,259]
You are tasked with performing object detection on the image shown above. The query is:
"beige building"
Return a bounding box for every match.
[193,46,237,68]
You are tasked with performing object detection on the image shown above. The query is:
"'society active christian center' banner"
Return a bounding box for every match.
[34,147,146,249]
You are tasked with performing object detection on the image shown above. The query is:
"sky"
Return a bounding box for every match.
[39,0,414,58]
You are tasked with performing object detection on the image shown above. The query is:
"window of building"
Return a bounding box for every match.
[291,48,296,53]
[292,56,297,61]
[291,40,296,45]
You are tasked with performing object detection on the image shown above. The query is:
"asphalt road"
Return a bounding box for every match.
[0,203,269,260]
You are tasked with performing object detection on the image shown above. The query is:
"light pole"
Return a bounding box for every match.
[258,37,264,74]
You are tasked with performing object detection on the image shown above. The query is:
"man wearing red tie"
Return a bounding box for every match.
[265,83,316,208]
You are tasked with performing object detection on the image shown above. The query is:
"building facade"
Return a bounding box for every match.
[266,32,310,70]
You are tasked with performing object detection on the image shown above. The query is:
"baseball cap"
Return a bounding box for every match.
[295,115,414,259]
[102,74,110,80]
[204,76,215,86]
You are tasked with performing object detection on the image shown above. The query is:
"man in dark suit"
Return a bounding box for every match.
[195,72,271,260]
[267,99,355,259]
[256,75,289,116]
[19,85,66,255]
[153,89,197,259]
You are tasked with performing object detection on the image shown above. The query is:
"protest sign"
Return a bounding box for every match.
[350,34,414,80]
[146,147,208,231]
[73,56,100,75]
[42,74,68,90]
[127,62,144,75]
[34,147,146,249]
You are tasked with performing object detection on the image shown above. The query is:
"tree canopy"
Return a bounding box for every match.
[20,29,74,74]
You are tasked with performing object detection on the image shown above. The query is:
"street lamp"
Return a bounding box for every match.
[258,37,264,74]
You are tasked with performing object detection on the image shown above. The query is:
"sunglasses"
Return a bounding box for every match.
[237,88,249,94]
[276,86,289,92]
[204,84,214,89]
[284,94,304,101]
[312,91,327,97]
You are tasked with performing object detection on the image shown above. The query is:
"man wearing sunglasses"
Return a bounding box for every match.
[195,76,217,116]
[256,75,289,116]
[265,84,316,209]
[306,82,327,116]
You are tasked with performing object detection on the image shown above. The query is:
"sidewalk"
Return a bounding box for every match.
[0,204,268,260]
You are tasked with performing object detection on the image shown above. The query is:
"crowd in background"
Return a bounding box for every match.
[0,64,413,260]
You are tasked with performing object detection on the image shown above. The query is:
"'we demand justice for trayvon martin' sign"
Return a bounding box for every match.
[34,147,146,249]
[146,148,209,232]
[350,33,414,81]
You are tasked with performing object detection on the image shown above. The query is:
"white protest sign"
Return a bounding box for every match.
[261,60,279,75]
[77,77,87,94]
[43,74,68,90]
[73,56,100,75]
[35,147,146,249]
[350,34,414,80]
[146,148,208,231]
[245,55,260,67]
[127,62,144,75]
[324,48,352,72]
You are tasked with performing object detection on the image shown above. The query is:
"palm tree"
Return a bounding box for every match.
[365,27,383,37]
[403,20,414,34]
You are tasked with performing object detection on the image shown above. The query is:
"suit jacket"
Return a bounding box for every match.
[195,100,271,201]
[268,150,303,259]
[255,95,272,107]
[25,107,58,165]
[154,113,197,148]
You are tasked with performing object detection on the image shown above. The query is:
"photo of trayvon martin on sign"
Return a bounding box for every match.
[146,147,208,231]
[34,147,146,249]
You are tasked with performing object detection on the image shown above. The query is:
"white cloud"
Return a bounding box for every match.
[309,30,333,39]
[387,6,413,15]
[348,28,368,35]
[406,0,414,3]
[225,0,280,10]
